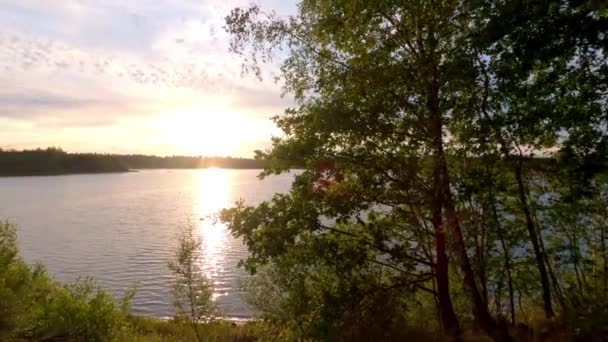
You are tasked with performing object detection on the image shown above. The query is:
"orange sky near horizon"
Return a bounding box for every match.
[0,0,296,158]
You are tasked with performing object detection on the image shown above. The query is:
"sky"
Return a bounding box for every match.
[0,0,297,157]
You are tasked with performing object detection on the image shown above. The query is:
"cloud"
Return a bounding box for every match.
[230,85,294,115]
[0,90,135,127]
[0,0,209,54]
[0,0,297,156]
[0,92,101,110]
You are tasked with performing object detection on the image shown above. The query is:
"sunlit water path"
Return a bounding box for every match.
[0,169,294,318]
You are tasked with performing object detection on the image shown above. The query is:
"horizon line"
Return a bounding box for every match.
[0,146,262,160]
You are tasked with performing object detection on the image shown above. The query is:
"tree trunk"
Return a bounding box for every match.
[429,117,511,341]
[513,162,554,319]
[486,164,516,324]
[425,73,511,341]
[601,205,608,290]
[434,229,461,335]
[432,161,461,336]
[477,58,554,318]
[501,236,516,325]
[469,190,489,309]
[440,157,511,342]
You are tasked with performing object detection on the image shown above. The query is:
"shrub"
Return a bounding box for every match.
[563,279,608,341]
[168,223,217,341]
[28,277,129,341]
[0,220,131,341]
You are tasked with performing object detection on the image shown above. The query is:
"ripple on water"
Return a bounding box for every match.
[0,169,295,318]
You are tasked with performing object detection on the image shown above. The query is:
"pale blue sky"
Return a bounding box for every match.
[0,0,297,157]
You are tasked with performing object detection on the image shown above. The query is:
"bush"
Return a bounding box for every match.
[28,277,129,341]
[0,220,130,341]
[241,261,438,342]
[563,280,608,341]
[0,220,40,339]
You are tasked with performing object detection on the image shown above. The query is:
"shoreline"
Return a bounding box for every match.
[154,315,255,324]
[0,167,268,177]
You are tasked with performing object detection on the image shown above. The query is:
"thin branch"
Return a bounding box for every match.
[319,223,434,267]
[270,18,352,71]
[376,8,421,60]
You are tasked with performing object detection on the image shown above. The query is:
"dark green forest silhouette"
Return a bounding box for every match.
[114,154,265,170]
[0,148,265,176]
[0,148,128,176]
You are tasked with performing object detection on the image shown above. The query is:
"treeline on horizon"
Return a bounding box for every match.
[0,147,266,176]
[114,153,266,169]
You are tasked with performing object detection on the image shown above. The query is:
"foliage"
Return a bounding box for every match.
[168,223,217,341]
[237,244,422,341]
[0,220,129,341]
[27,277,129,341]
[221,0,608,341]
[0,220,36,338]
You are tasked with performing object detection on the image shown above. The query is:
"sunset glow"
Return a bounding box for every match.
[195,167,230,297]
[155,108,280,157]
[0,1,295,157]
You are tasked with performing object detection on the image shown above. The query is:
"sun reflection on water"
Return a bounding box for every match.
[195,168,231,299]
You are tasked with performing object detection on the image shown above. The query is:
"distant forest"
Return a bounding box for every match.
[0,148,266,176]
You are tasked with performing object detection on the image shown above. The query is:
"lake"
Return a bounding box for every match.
[0,169,295,319]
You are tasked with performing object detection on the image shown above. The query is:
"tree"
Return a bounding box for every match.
[223,0,510,339]
[168,223,216,342]
[222,0,607,340]
[470,0,608,319]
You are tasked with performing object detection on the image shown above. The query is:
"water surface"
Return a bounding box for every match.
[0,169,294,318]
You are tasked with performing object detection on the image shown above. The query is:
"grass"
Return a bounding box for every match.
[118,316,257,342]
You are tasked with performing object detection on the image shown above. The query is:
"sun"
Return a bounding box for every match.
[153,103,278,157]
[158,109,243,156]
